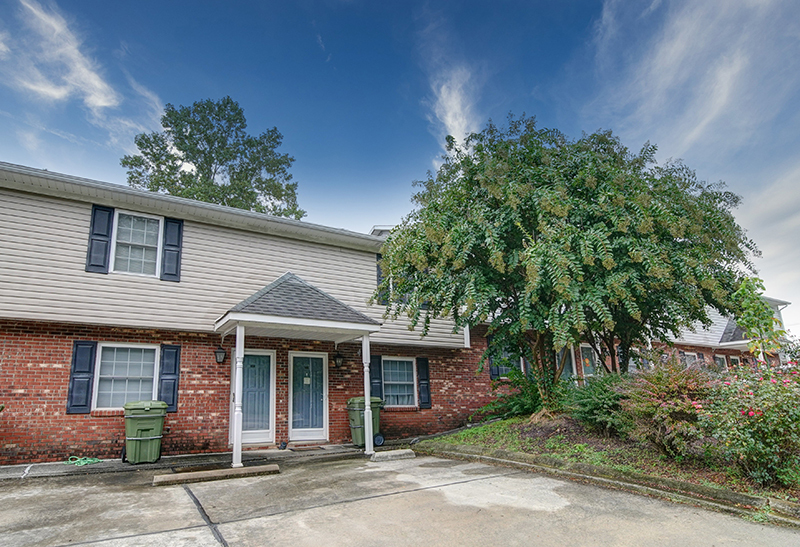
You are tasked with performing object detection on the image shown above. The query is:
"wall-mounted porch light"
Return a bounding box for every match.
[214,346,227,364]
[332,351,346,368]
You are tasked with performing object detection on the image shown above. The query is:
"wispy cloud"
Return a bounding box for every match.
[589,0,800,160]
[417,11,481,154]
[13,0,120,113]
[0,0,161,151]
[315,32,332,62]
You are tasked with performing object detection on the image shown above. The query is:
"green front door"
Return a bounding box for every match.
[289,353,327,440]
[242,354,273,443]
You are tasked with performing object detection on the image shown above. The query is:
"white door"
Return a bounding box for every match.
[289,352,328,441]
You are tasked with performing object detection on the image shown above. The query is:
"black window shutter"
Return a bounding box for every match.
[370,354,383,400]
[160,218,183,282]
[66,341,97,413]
[417,357,431,409]
[697,352,705,362]
[158,345,181,412]
[85,205,114,273]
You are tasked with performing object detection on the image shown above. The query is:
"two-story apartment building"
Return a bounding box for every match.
[0,162,497,466]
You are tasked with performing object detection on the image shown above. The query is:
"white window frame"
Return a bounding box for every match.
[578,344,598,378]
[557,347,576,379]
[713,354,728,371]
[681,351,698,367]
[382,356,418,408]
[729,356,742,367]
[109,209,163,277]
[92,343,161,411]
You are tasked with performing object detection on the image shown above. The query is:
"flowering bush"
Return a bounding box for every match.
[702,362,800,486]
[620,356,714,458]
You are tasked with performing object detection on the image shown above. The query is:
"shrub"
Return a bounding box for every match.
[565,374,630,436]
[702,362,800,486]
[473,368,542,421]
[620,355,714,459]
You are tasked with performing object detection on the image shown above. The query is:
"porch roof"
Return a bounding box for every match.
[214,272,381,344]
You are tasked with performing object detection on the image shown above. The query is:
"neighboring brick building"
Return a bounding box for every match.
[0,162,497,465]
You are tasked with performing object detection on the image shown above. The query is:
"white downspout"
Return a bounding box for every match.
[232,324,245,468]
[362,334,374,455]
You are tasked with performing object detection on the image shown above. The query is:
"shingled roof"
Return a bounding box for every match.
[229,272,379,326]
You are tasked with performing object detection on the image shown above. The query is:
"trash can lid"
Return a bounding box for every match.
[123,400,169,411]
[347,396,383,405]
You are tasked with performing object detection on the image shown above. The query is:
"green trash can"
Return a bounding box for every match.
[123,400,168,464]
[346,396,383,448]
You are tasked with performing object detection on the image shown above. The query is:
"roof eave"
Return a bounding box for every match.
[0,162,384,253]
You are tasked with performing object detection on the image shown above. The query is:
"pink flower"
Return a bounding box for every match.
[748,411,755,416]
[771,378,777,383]
[741,410,747,415]
[724,382,731,385]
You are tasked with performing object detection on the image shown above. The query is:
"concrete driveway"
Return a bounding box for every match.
[1,454,799,547]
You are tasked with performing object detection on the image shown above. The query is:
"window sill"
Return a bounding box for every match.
[383,406,418,412]
[91,409,124,417]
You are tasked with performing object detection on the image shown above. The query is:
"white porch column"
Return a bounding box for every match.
[232,324,245,468]
[362,334,374,455]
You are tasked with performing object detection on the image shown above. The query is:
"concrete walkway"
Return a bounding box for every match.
[0,443,363,481]
[2,454,799,547]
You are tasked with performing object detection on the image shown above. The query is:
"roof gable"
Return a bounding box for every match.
[230,272,379,326]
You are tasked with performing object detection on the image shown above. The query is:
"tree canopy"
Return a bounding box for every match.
[121,96,305,219]
[376,115,758,402]
[733,277,785,360]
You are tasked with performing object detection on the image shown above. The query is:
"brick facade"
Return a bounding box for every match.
[0,319,495,465]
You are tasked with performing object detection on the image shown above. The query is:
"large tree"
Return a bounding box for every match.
[376,116,757,404]
[121,96,305,219]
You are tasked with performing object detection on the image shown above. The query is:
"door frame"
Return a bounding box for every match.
[288,351,329,442]
[229,349,276,445]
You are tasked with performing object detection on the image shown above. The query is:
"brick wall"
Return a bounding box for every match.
[0,319,494,464]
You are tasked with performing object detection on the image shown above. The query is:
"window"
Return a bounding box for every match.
[713,355,728,371]
[382,358,417,406]
[112,212,162,275]
[85,205,183,281]
[94,345,159,409]
[487,336,523,380]
[579,345,596,377]
[556,348,575,379]
[66,341,181,414]
[729,356,741,367]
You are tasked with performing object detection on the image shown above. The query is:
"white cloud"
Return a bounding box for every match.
[417,11,482,155]
[589,0,800,159]
[0,0,163,152]
[427,65,480,148]
[14,0,120,113]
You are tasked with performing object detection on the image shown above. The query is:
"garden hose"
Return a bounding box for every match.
[65,456,102,466]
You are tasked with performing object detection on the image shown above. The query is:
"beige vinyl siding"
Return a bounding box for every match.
[0,188,464,347]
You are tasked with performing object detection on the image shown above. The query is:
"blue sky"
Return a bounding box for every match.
[1,0,799,333]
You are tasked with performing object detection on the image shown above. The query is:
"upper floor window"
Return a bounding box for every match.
[112,212,162,276]
[85,205,183,282]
